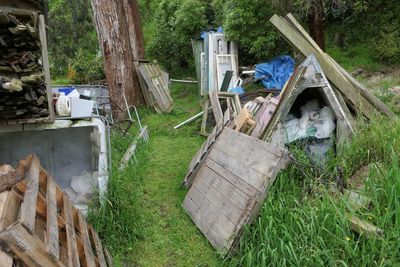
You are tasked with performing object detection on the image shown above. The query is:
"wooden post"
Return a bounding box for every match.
[91,0,144,119]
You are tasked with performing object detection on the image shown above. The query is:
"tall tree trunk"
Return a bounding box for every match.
[308,0,325,51]
[91,0,144,119]
[123,0,145,59]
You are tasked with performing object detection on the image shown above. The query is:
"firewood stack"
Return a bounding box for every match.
[0,10,49,121]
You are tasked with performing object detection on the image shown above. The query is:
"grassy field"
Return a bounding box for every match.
[86,48,400,266]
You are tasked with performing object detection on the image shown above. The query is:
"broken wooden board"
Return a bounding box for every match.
[347,214,383,238]
[183,127,289,253]
[135,60,173,114]
[251,96,280,139]
[0,154,113,267]
[270,14,392,119]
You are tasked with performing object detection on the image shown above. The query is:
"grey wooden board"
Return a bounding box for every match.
[209,92,223,125]
[183,127,288,253]
[136,62,173,113]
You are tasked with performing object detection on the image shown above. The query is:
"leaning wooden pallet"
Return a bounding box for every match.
[0,155,113,267]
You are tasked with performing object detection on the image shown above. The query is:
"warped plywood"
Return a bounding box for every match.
[183,127,289,253]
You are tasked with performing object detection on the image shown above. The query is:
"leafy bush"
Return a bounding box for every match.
[148,0,208,71]
[67,49,105,84]
[373,31,400,64]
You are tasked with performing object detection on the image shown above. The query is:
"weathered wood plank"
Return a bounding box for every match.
[103,247,114,267]
[77,212,96,267]
[209,91,223,125]
[347,215,383,238]
[19,155,40,234]
[46,176,59,261]
[63,194,80,267]
[89,225,107,267]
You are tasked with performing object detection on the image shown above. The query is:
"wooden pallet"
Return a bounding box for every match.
[0,155,113,267]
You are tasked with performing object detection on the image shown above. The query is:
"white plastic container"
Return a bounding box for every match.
[70,98,95,118]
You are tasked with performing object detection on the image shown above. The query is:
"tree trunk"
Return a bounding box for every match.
[308,0,325,51]
[123,0,145,59]
[334,32,345,49]
[91,0,144,119]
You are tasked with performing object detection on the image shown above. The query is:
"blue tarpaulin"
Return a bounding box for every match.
[255,55,295,90]
[200,27,223,39]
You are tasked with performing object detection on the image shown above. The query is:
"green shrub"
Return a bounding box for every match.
[67,49,105,84]
[373,31,400,64]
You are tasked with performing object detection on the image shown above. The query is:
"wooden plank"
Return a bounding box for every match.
[0,191,21,231]
[200,98,210,136]
[63,194,80,267]
[214,129,287,176]
[204,158,260,197]
[89,225,107,267]
[196,164,255,211]
[183,194,231,251]
[251,96,280,138]
[46,176,60,261]
[103,247,114,267]
[77,212,96,267]
[39,14,55,122]
[207,147,266,190]
[270,14,376,118]
[19,155,40,234]
[0,223,63,267]
[209,91,223,125]
[347,215,383,238]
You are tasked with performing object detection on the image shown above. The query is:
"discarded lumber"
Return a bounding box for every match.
[170,79,197,84]
[135,60,173,113]
[183,127,289,253]
[0,154,114,267]
[0,10,53,124]
[347,214,383,238]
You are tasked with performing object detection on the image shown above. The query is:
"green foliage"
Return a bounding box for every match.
[219,0,290,64]
[148,0,208,70]
[373,31,400,64]
[227,117,400,266]
[67,49,105,84]
[48,0,103,83]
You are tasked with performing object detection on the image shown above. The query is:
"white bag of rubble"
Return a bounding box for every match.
[70,171,98,199]
[313,106,336,139]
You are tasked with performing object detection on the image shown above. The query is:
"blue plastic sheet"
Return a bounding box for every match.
[200,27,223,39]
[228,86,244,95]
[255,55,295,90]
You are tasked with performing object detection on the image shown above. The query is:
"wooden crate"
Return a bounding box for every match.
[0,155,113,267]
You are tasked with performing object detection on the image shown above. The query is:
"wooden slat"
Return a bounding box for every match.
[89,225,107,267]
[46,176,60,260]
[63,194,80,267]
[103,247,114,267]
[19,155,40,234]
[209,91,223,125]
[77,212,96,267]
[0,249,13,267]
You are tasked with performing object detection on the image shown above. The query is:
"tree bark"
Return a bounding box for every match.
[123,0,145,59]
[91,0,144,119]
[308,0,325,51]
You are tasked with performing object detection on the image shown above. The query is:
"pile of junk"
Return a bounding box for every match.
[177,13,395,254]
[176,14,394,163]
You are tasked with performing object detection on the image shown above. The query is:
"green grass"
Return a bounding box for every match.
[227,117,400,266]
[89,82,222,266]
[327,44,383,72]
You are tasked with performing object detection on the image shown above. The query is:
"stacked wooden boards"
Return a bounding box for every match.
[0,8,54,124]
[135,60,173,113]
[0,155,114,267]
[270,13,394,119]
[183,127,289,253]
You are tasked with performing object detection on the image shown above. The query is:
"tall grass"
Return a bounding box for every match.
[87,131,148,264]
[229,117,400,266]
